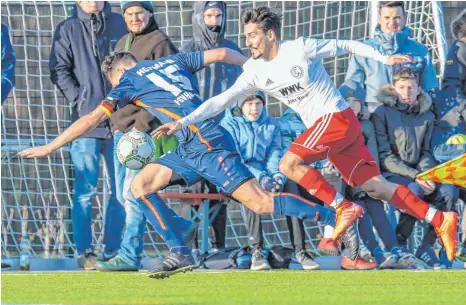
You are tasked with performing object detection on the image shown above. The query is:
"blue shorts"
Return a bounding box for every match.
[155,125,254,194]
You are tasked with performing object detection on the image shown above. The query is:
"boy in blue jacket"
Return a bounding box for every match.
[430,89,465,262]
[221,95,335,271]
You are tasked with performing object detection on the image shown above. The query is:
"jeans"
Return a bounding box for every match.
[70,137,125,255]
[114,131,192,266]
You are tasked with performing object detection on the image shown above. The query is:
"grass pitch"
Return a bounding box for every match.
[2,270,466,305]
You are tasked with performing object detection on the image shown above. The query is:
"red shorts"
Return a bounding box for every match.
[289,108,380,186]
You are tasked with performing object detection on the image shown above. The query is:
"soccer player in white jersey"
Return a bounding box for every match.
[154,6,458,261]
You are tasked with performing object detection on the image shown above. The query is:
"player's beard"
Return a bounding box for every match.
[250,48,262,59]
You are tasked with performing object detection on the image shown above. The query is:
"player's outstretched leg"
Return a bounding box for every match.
[131,164,198,279]
[361,175,458,261]
[279,152,363,241]
[231,179,360,261]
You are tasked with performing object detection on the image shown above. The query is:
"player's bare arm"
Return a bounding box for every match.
[18,107,108,158]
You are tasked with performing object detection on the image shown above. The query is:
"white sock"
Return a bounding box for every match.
[425,207,438,223]
[324,225,334,238]
[329,192,345,209]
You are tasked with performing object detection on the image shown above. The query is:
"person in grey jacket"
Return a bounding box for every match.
[371,67,459,269]
[345,1,437,113]
[49,1,127,269]
[179,1,243,258]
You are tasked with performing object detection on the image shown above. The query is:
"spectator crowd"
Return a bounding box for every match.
[1,1,465,271]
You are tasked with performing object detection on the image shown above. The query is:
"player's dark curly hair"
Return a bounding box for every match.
[101,51,137,79]
[241,6,282,40]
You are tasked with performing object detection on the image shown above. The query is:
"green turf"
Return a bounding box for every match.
[2,270,466,305]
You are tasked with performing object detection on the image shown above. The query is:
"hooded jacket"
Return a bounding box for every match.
[221,108,285,182]
[49,2,127,138]
[371,85,436,180]
[442,39,466,108]
[345,26,438,113]
[443,9,466,107]
[112,17,178,134]
[1,24,15,105]
[180,1,243,122]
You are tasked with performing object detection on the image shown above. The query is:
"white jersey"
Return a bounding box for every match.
[180,37,389,128]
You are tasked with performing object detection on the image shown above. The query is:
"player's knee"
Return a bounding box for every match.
[130,173,150,198]
[279,153,300,177]
[361,177,393,201]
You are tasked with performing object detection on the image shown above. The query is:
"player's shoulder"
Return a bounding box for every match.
[281,37,305,50]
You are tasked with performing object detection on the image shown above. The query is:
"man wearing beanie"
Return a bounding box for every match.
[97,1,191,272]
[178,2,244,258]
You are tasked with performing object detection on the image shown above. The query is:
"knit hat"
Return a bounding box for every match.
[121,1,153,13]
[338,80,366,105]
[238,93,266,109]
[204,1,224,12]
[429,88,459,120]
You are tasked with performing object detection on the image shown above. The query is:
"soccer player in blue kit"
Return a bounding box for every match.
[20,49,359,278]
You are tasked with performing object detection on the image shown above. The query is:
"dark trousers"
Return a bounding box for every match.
[357,197,397,253]
[387,174,459,248]
[243,180,307,252]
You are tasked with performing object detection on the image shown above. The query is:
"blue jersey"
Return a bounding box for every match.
[100,52,217,148]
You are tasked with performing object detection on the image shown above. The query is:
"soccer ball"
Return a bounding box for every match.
[116,131,156,170]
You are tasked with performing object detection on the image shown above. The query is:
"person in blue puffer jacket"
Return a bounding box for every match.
[221,95,325,271]
[345,1,437,113]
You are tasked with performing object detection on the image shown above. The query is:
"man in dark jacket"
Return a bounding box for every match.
[49,1,127,269]
[96,1,193,272]
[179,1,243,257]
[181,1,243,122]
[371,67,459,269]
[1,23,15,105]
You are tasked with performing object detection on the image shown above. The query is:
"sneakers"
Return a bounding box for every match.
[391,246,417,269]
[373,247,397,269]
[341,255,377,270]
[415,246,445,270]
[95,255,139,272]
[318,238,340,256]
[456,247,466,262]
[295,250,320,270]
[1,262,11,270]
[77,251,98,270]
[147,251,198,279]
[97,250,118,262]
[434,211,458,261]
[191,249,204,265]
[339,222,360,261]
[333,201,363,240]
[250,249,271,271]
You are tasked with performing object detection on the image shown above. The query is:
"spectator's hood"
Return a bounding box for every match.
[192,1,227,49]
[375,84,432,115]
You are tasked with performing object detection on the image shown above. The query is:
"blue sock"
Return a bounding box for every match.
[273,193,335,226]
[136,192,189,255]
